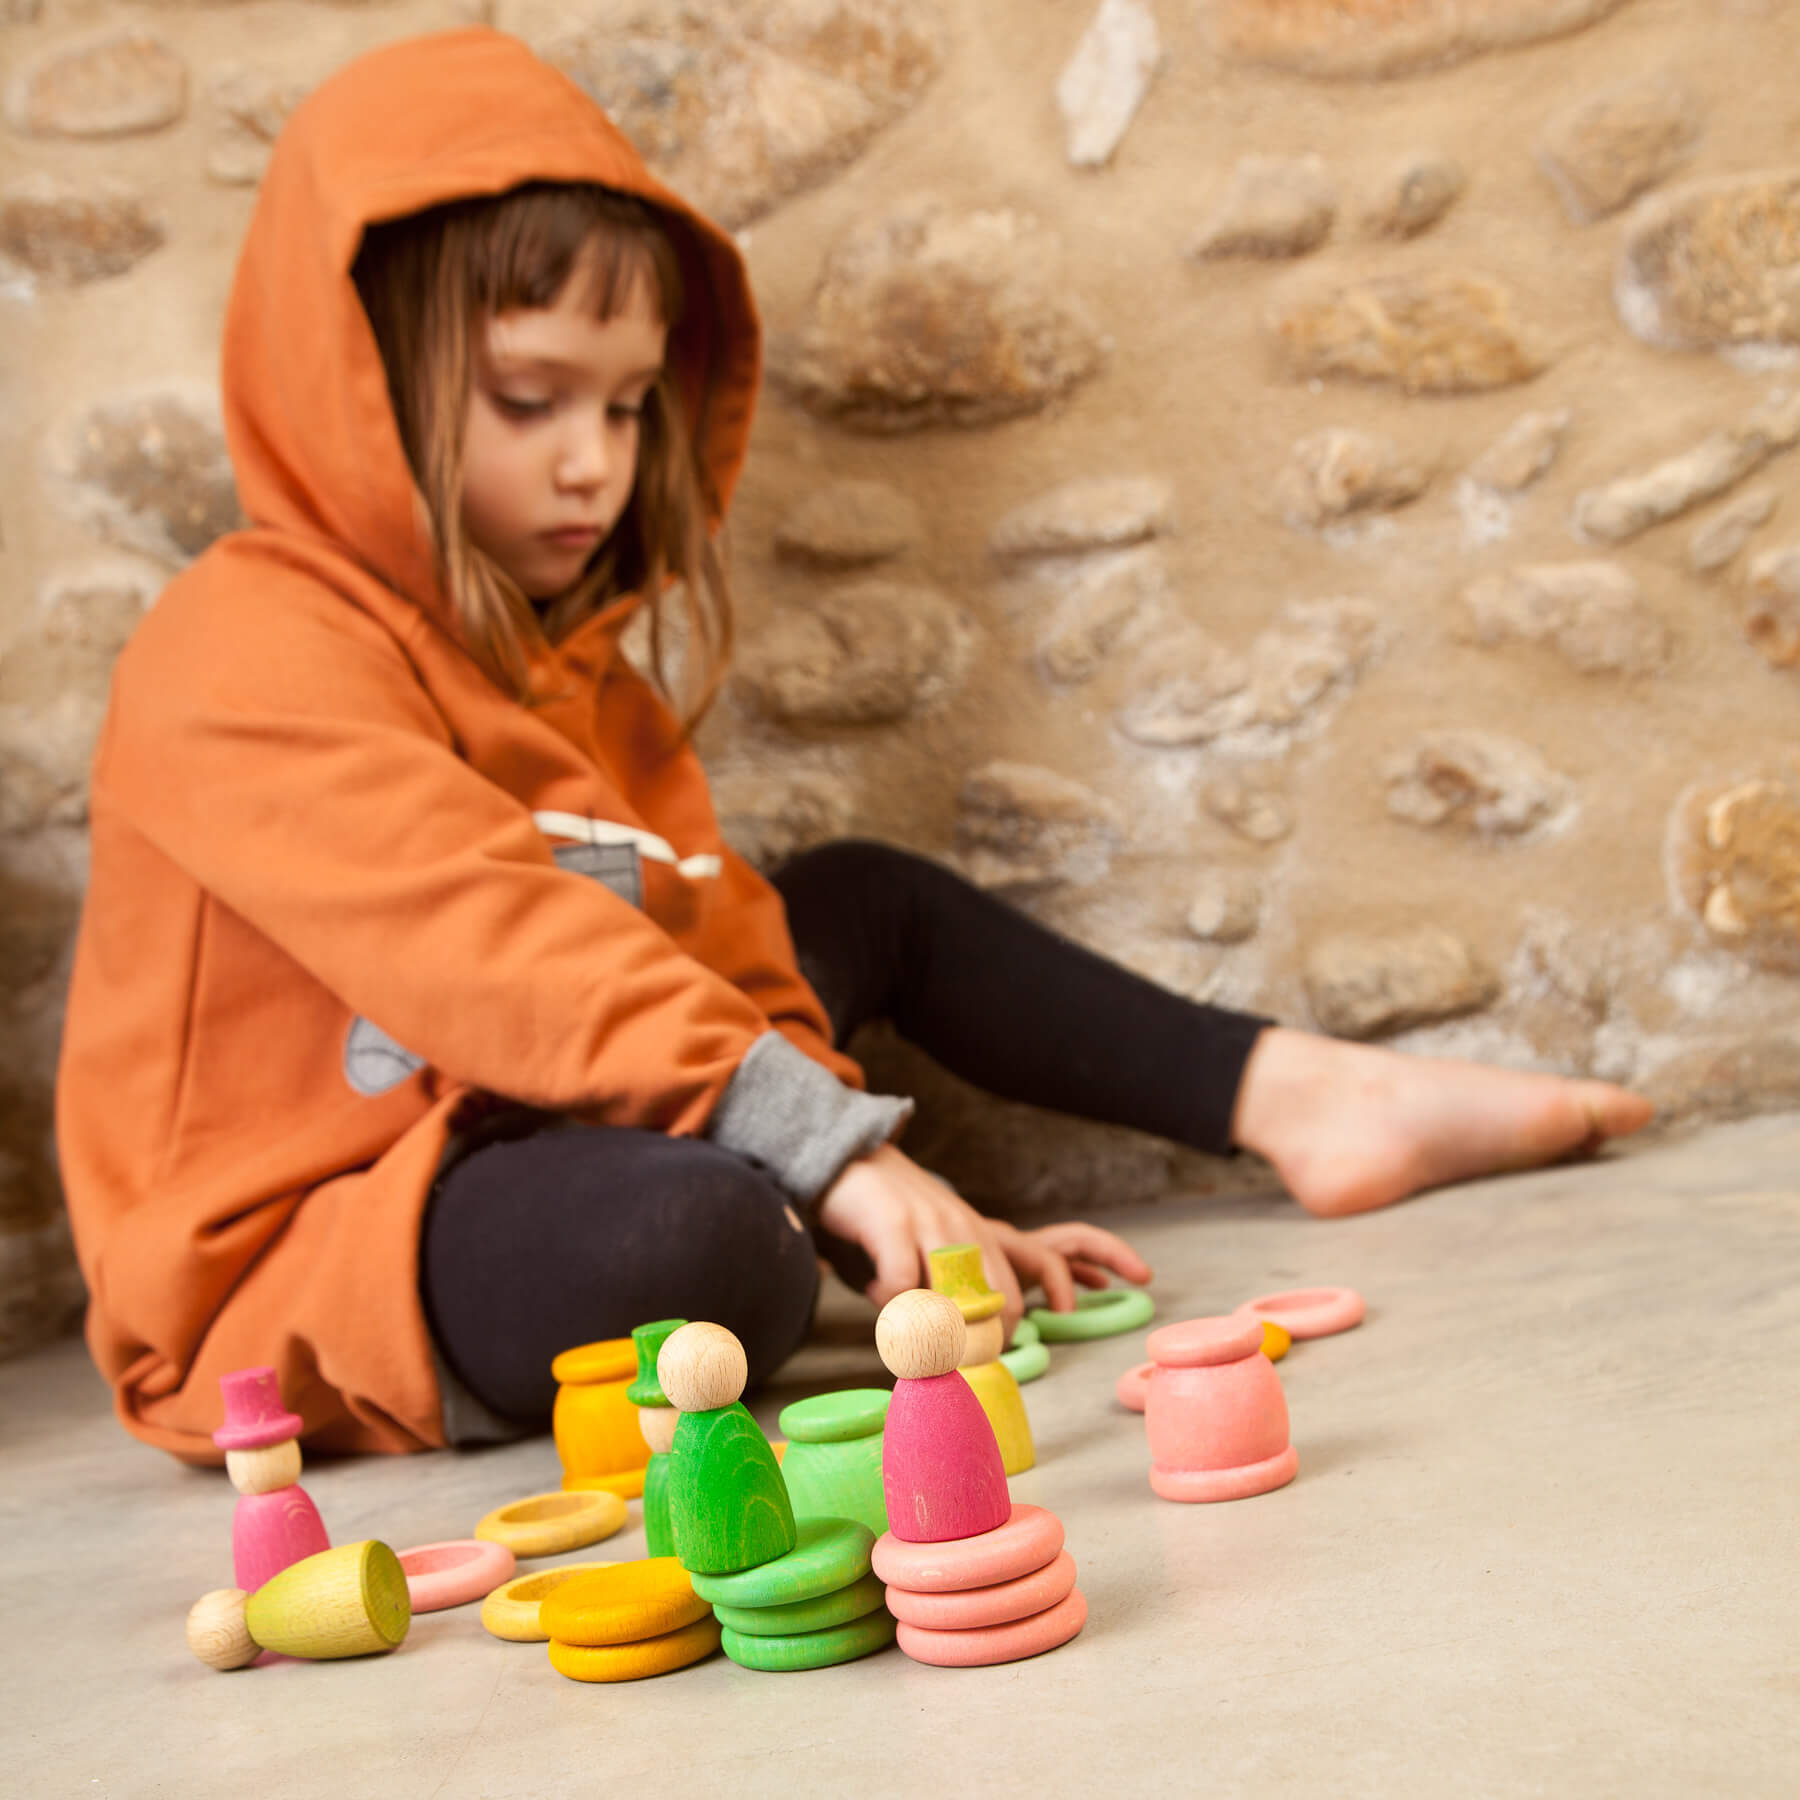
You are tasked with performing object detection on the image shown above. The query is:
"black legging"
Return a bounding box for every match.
[420,839,1269,1420]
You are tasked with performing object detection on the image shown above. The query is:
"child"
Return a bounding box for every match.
[55,29,1652,1460]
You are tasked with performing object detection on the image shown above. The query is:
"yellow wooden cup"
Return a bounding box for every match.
[551,1339,651,1498]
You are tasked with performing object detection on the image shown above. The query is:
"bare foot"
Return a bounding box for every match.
[1231,1027,1656,1218]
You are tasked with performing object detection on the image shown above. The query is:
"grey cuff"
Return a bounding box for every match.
[704,1030,914,1206]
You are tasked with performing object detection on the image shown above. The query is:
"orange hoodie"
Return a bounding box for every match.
[56,28,906,1462]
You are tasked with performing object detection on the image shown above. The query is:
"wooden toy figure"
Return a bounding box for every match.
[875,1290,1011,1544]
[551,1337,651,1496]
[186,1540,411,1669]
[213,1366,329,1594]
[657,1322,796,1576]
[630,1317,687,1559]
[928,1244,1035,1475]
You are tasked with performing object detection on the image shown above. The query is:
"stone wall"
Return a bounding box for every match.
[6,0,1800,1356]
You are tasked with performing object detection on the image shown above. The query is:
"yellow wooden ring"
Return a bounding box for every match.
[474,1489,627,1558]
[479,1562,618,1642]
[547,1614,722,1682]
[539,1558,708,1647]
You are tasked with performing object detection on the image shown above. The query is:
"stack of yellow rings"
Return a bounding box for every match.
[540,1558,722,1682]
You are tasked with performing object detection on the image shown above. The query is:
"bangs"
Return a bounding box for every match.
[470,183,685,328]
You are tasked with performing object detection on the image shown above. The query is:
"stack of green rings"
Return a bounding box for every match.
[689,1516,896,1672]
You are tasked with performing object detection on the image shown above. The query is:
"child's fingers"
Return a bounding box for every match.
[1029,1221,1153,1287]
[1069,1258,1113,1288]
[1000,1228,1077,1314]
[860,1212,927,1314]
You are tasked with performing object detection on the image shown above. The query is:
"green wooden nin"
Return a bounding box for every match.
[668,1401,796,1576]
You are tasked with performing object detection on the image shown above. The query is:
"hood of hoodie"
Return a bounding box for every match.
[220,25,761,617]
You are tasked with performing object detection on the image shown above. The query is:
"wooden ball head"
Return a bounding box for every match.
[639,1405,678,1455]
[658,1322,747,1414]
[877,1290,966,1380]
[186,1589,259,1671]
[960,1315,1007,1368]
[225,1440,302,1496]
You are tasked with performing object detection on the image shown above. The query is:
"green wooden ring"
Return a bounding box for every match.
[1028,1287,1155,1342]
[999,1340,1050,1384]
[1009,1318,1041,1348]
[709,1570,887,1638]
[720,1607,897,1672]
[688,1516,874,1610]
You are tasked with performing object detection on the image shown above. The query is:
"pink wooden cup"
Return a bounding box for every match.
[1144,1314,1298,1503]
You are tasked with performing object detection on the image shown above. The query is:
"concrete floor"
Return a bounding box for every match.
[4,1114,1798,1799]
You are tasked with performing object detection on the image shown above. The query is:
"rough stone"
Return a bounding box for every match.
[0,691,104,834]
[5,31,189,138]
[207,65,311,188]
[1536,73,1700,224]
[1357,150,1466,239]
[1304,925,1499,1040]
[989,476,1173,560]
[1743,545,1800,668]
[1185,870,1261,943]
[1190,155,1336,260]
[1118,599,1376,752]
[1055,0,1161,170]
[774,480,921,568]
[3,0,43,22]
[36,561,159,657]
[770,197,1106,431]
[1666,766,1800,972]
[1461,561,1668,676]
[1205,770,1294,844]
[1383,728,1572,836]
[1274,427,1431,530]
[1266,268,1547,394]
[954,761,1124,889]
[1467,408,1570,492]
[0,176,164,286]
[1033,545,1167,685]
[1571,389,1800,544]
[504,0,948,231]
[711,766,857,871]
[1642,1032,1800,1125]
[1616,171,1800,351]
[1203,0,1636,80]
[1689,490,1777,575]
[0,867,74,996]
[49,391,245,565]
[851,1023,1205,1217]
[735,578,966,725]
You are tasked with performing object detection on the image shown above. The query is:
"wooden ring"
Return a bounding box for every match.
[895,1587,1087,1667]
[474,1489,627,1557]
[1028,1287,1154,1342]
[396,1539,516,1613]
[479,1562,617,1642]
[547,1615,721,1682]
[1239,1286,1365,1340]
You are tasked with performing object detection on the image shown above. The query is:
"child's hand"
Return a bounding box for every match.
[814,1143,1152,1338]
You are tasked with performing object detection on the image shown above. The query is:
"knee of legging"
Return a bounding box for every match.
[671,1148,820,1388]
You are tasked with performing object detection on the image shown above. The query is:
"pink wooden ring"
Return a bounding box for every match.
[885,1549,1078,1631]
[872,1504,1063,1593]
[1239,1286,1366,1340]
[397,1539,517,1613]
[896,1586,1087,1667]
[1115,1361,1152,1413]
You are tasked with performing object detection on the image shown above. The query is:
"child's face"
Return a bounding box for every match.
[461,246,668,601]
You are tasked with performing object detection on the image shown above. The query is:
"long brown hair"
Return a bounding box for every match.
[352,182,733,729]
